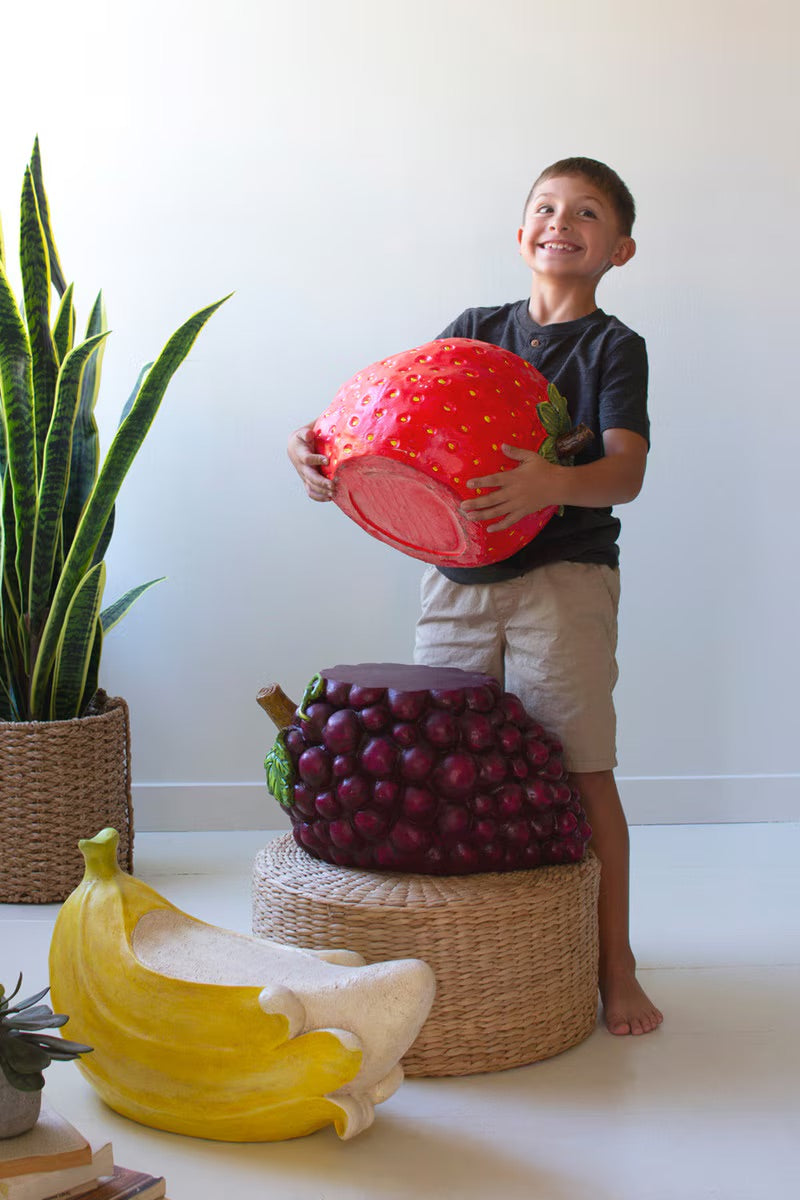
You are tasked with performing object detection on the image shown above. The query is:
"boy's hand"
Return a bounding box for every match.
[462,430,647,530]
[288,424,334,502]
[462,445,560,531]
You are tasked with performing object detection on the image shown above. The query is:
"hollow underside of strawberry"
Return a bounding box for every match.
[313,338,587,567]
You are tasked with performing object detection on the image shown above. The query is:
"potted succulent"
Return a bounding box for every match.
[0,974,91,1137]
[0,139,227,902]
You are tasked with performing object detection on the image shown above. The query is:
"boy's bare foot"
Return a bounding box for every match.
[600,965,663,1036]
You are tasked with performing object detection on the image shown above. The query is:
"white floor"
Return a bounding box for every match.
[3,823,798,1200]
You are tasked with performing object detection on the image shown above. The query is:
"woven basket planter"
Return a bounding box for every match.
[252,834,600,1077]
[0,695,134,904]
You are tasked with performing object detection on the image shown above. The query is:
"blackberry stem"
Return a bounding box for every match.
[257,684,297,730]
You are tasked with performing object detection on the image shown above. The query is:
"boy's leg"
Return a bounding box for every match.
[502,563,662,1036]
[416,563,663,1035]
[413,566,505,680]
[571,769,663,1036]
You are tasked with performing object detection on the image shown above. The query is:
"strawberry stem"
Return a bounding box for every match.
[555,423,594,459]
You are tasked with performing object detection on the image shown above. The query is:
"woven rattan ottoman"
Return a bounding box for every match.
[252,834,600,1077]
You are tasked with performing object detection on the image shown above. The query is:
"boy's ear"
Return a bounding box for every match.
[611,236,636,268]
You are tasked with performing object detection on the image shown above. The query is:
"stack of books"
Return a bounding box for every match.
[0,1102,167,1200]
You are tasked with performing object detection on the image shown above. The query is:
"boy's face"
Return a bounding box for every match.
[517,174,635,283]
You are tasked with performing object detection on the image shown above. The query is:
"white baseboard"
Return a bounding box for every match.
[131,774,800,831]
[132,783,292,832]
[618,774,800,824]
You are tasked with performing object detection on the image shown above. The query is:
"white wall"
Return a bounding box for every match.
[2,0,797,828]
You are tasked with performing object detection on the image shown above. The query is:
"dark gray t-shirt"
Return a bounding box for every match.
[435,301,649,583]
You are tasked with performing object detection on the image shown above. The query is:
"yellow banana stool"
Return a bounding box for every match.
[49,829,435,1141]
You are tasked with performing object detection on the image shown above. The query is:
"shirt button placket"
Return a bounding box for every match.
[528,335,543,366]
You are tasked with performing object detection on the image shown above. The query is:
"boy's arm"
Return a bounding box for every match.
[461,429,648,532]
[288,424,334,502]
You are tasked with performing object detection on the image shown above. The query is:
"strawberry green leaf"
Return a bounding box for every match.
[538,435,560,466]
[535,401,563,439]
[547,381,571,427]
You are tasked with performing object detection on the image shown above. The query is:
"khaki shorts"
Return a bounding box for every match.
[413,561,621,773]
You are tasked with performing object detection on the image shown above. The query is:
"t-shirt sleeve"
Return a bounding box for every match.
[435,309,473,340]
[598,333,650,446]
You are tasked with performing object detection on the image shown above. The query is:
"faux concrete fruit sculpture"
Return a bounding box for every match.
[259,663,592,875]
[313,338,592,567]
[49,829,435,1142]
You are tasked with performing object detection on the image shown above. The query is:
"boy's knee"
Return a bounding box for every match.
[569,769,624,814]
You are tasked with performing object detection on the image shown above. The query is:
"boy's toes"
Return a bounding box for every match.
[601,971,663,1036]
[606,1014,632,1036]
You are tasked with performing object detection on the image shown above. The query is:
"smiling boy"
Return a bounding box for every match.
[289,157,663,1036]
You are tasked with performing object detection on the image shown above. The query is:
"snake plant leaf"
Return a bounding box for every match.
[0,572,21,721]
[29,136,67,298]
[21,167,59,479]
[91,509,115,571]
[118,361,152,426]
[0,259,37,619]
[30,296,229,715]
[0,516,23,722]
[49,560,105,720]
[62,292,108,552]
[52,282,76,363]
[29,331,110,636]
[88,360,151,571]
[100,577,165,635]
[0,475,21,720]
[80,616,102,714]
[0,673,18,720]
[1,467,21,620]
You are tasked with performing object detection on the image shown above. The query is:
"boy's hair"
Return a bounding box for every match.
[523,157,636,236]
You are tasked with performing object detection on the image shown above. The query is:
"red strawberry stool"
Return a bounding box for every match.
[313,338,593,568]
[253,664,601,1076]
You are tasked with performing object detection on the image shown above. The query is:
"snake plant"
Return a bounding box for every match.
[0,140,228,721]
